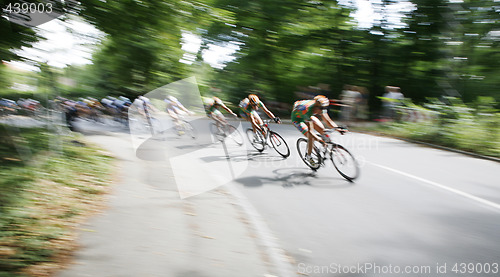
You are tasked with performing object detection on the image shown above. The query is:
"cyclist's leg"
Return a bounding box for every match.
[305,116,327,155]
[306,121,315,155]
[207,112,216,125]
[173,107,185,126]
[210,111,227,135]
[213,110,227,126]
[248,112,259,133]
[239,108,254,130]
[293,120,313,154]
[310,115,326,134]
[250,111,265,136]
[167,108,181,128]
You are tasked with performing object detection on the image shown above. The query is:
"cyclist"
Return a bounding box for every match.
[206,96,237,126]
[164,95,193,131]
[239,94,280,139]
[291,95,343,166]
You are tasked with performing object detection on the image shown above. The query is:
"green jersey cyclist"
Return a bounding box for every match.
[291,95,344,165]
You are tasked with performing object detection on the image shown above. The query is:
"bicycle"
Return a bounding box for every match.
[246,119,290,158]
[210,120,244,146]
[296,127,359,182]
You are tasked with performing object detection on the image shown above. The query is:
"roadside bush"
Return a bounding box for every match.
[385,97,500,158]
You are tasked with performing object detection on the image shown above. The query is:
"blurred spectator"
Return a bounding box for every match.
[340,84,361,122]
[56,97,78,131]
[356,86,369,120]
[382,86,404,120]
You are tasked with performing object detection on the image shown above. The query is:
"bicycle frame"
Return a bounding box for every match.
[247,119,290,158]
[260,121,271,143]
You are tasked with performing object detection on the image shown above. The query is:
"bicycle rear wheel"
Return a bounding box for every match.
[246,128,265,152]
[226,124,244,146]
[269,131,290,158]
[296,138,321,170]
[330,144,359,182]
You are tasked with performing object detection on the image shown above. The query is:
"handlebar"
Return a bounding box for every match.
[263,117,281,124]
[324,126,348,133]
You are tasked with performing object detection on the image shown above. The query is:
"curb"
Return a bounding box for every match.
[224,184,296,277]
[352,129,500,163]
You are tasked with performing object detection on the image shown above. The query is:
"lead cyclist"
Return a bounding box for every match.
[291,95,345,166]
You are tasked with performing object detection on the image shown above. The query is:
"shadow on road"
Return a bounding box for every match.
[234,167,353,189]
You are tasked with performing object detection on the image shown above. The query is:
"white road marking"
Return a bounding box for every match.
[368,161,500,212]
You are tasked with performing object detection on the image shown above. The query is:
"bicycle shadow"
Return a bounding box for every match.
[273,168,352,189]
[245,150,288,162]
[233,167,353,189]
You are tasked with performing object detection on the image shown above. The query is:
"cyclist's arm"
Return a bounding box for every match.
[166,108,179,119]
[145,102,160,113]
[221,104,236,116]
[173,99,191,114]
[260,103,276,120]
[320,111,338,129]
[179,104,191,114]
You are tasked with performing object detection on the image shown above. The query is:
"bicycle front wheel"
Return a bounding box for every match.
[296,138,321,170]
[226,124,244,146]
[246,128,265,152]
[269,131,290,158]
[330,144,359,182]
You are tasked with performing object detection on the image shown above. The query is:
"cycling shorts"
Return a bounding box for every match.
[293,120,309,135]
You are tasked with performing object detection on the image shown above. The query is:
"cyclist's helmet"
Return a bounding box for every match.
[213,97,222,105]
[314,95,329,108]
[248,94,259,105]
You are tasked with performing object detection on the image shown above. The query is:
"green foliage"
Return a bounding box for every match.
[2,0,500,109]
[382,97,500,158]
[0,126,114,275]
[73,0,194,97]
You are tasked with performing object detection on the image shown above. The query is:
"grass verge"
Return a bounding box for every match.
[351,120,500,159]
[0,124,115,276]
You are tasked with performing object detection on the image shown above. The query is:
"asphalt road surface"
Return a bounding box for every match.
[70,117,500,276]
[227,122,500,277]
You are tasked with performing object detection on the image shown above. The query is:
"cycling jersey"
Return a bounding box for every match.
[291,100,319,122]
[206,103,219,113]
[291,100,326,135]
[239,98,264,115]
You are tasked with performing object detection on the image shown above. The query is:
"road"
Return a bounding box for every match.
[226,122,500,276]
[65,117,500,276]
